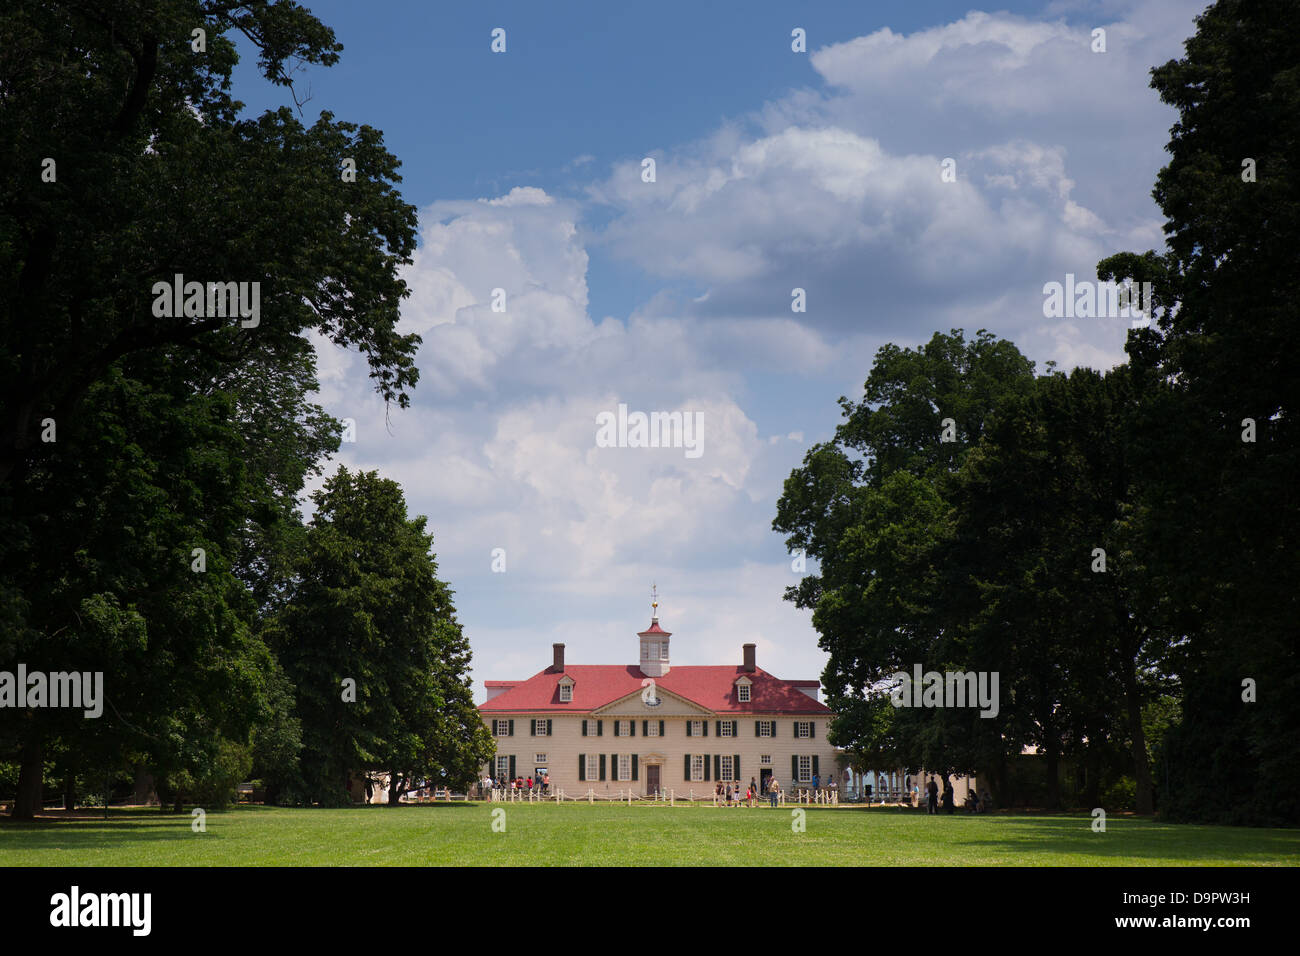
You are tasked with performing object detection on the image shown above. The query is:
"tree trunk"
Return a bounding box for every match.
[132,766,156,806]
[1044,742,1061,809]
[1082,746,1102,809]
[63,772,77,812]
[1122,662,1155,814]
[13,737,44,819]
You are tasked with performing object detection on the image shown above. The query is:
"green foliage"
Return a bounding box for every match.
[269,468,494,805]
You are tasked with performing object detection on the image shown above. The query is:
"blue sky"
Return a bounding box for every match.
[233,0,1207,695]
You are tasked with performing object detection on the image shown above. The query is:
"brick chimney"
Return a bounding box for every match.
[552,643,565,672]
[742,643,756,672]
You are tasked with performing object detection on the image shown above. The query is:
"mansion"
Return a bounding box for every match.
[478,601,841,797]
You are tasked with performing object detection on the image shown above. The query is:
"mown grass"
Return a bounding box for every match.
[1,803,1296,866]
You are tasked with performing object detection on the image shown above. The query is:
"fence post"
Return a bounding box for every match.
[670,789,674,807]
[588,789,594,804]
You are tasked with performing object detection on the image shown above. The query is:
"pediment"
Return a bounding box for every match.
[593,685,713,716]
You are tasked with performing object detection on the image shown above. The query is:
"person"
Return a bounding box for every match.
[746,783,753,807]
[542,772,550,795]
[812,772,820,795]
[942,779,954,814]
[926,777,939,815]
[981,789,992,812]
[750,777,758,802]
[768,776,780,808]
[527,776,533,794]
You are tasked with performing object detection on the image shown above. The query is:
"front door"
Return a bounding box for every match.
[646,764,660,795]
[760,768,772,793]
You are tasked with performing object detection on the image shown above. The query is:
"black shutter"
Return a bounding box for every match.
[703,755,710,781]
[685,754,692,780]
[792,755,799,782]
[813,756,820,777]
[702,721,708,737]
[629,720,636,737]
[582,719,588,737]
[715,720,722,737]
[714,755,721,780]
[770,721,776,737]
[599,754,606,781]
[530,719,536,736]
[686,721,692,737]
[578,754,586,782]
[755,720,761,737]
[509,755,516,779]
[810,721,815,738]
[547,719,553,735]
[632,755,639,781]
[508,720,514,737]
[659,720,665,736]
[734,754,741,779]
[642,720,648,736]
[731,721,738,737]
[597,720,603,737]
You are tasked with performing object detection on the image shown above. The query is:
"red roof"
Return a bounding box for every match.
[479,665,830,715]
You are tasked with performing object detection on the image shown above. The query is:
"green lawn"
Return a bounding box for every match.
[1,803,1296,866]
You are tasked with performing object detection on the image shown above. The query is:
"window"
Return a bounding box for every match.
[534,719,549,737]
[798,755,812,782]
[738,683,751,702]
[535,753,547,763]
[719,721,733,738]
[758,720,774,738]
[559,684,572,702]
[690,720,703,737]
[646,721,659,737]
[617,719,631,737]
[493,720,510,737]
[495,756,510,778]
[618,754,631,781]
[795,721,812,739]
[691,755,704,781]
[643,641,657,660]
[720,755,734,780]
[659,643,669,661]
[760,754,772,765]
[587,754,599,781]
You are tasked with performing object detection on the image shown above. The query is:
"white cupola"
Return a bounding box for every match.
[637,584,671,677]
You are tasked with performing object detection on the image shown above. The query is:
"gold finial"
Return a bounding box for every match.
[651,582,659,616]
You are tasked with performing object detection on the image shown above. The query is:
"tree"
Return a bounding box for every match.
[773,330,1037,797]
[1097,0,1300,824]
[269,468,493,806]
[1,0,418,818]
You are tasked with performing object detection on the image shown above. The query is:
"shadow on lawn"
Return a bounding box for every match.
[801,805,1300,863]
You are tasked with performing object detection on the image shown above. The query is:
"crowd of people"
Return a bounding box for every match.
[482,773,550,796]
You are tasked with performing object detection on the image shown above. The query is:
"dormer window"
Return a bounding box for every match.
[735,676,752,703]
[558,675,574,702]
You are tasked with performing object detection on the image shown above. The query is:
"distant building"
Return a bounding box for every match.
[478,591,840,797]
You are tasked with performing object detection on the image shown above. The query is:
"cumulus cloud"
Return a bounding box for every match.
[309,0,1208,693]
